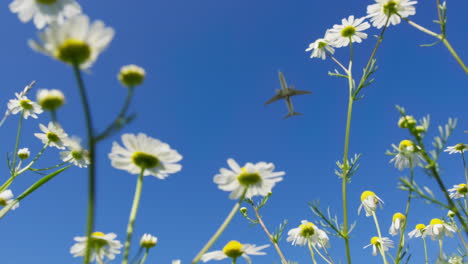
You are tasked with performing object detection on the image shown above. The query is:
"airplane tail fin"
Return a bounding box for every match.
[283,112,303,119]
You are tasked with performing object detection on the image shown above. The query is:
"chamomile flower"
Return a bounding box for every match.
[140,233,158,249]
[358,191,384,217]
[408,224,426,238]
[60,137,90,168]
[7,93,42,119]
[305,35,335,60]
[445,144,468,154]
[29,15,115,69]
[363,236,394,256]
[17,148,30,160]
[201,240,269,263]
[286,220,329,248]
[367,0,417,29]
[118,64,146,88]
[172,260,181,264]
[423,218,456,240]
[327,16,370,47]
[109,133,182,179]
[9,0,81,29]
[34,122,69,149]
[448,256,464,264]
[389,212,406,236]
[389,139,420,170]
[213,158,284,200]
[0,190,19,210]
[448,184,468,199]
[70,231,123,262]
[36,89,65,111]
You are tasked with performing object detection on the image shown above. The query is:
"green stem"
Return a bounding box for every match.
[438,236,444,260]
[422,237,429,264]
[312,245,333,264]
[95,87,135,142]
[139,249,149,264]
[73,64,97,264]
[191,189,247,264]
[307,239,317,264]
[0,165,71,218]
[395,166,414,264]
[461,151,468,187]
[122,169,146,264]
[29,160,70,172]
[231,257,237,264]
[372,212,388,264]
[51,110,58,124]
[10,110,24,176]
[252,206,288,264]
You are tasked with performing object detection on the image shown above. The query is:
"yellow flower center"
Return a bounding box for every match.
[457,184,468,194]
[222,240,243,259]
[18,152,29,160]
[19,99,33,110]
[90,232,108,249]
[299,222,315,237]
[383,0,399,15]
[360,191,376,202]
[119,68,145,88]
[38,95,64,111]
[341,26,356,38]
[399,140,414,151]
[0,198,7,207]
[392,212,406,222]
[370,236,380,246]
[141,239,157,249]
[416,224,426,230]
[430,218,443,226]
[455,143,466,151]
[46,132,60,142]
[56,39,91,65]
[132,152,160,169]
[36,0,57,4]
[71,150,84,160]
[237,168,261,186]
[317,41,327,49]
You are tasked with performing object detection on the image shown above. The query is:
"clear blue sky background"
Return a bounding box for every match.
[0,0,467,263]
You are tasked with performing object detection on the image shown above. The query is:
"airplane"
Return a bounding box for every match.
[265,71,312,119]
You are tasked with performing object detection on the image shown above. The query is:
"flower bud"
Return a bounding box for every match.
[17,148,30,160]
[398,115,417,129]
[240,207,247,215]
[37,89,65,111]
[448,210,455,218]
[118,64,146,87]
[140,233,158,249]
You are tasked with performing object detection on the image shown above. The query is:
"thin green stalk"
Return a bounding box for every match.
[191,189,247,264]
[307,239,318,264]
[95,87,135,142]
[312,245,333,264]
[130,247,144,264]
[320,243,335,264]
[51,110,58,124]
[422,237,429,264]
[441,39,468,74]
[72,63,97,264]
[231,257,237,264]
[139,249,149,264]
[372,212,388,264]
[395,165,414,264]
[29,160,70,172]
[461,151,468,186]
[252,206,288,264]
[10,110,24,176]
[122,169,146,264]
[438,236,444,260]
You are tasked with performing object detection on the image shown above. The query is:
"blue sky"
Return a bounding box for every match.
[0,0,468,263]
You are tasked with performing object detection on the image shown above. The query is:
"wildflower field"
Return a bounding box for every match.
[1,0,468,263]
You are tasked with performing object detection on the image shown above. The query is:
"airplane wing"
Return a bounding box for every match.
[289,89,312,96]
[264,94,285,105]
[278,71,288,90]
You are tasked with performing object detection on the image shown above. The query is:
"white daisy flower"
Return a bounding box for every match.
[358,191,384,217]
[109,133,182,179]
[0,190,19,210]
[448,255,464,264]
[9,0,81,29]
[60,137,90,168]
[7,93,43,119]
[408,224,426,238]
[305,34,335,60]
[367,0,417,29]
[389,212,406,236]
[29,15,115,69]
[118,64,146,88]
[172,260,181,264]
[286,220,329,248]
[448,184,468,199]
[17,148,30,160]
[36,89,65,111]
[34,122,69,149]
[201,240,269,263]
[389,140,421,170]
[423,218,456,240]
[70,231,123,262]
[213,158,284,200]
[327,16,370,48]
[140,233,158,249]
[445,143,468,154]
[363,236,394,256]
